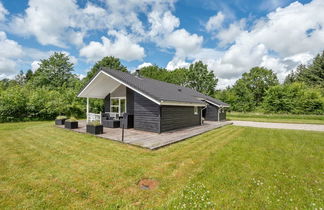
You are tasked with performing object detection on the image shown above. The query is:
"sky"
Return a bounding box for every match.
[0,0,323,89]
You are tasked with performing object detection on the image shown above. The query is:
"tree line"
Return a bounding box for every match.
[216,52,324,114]
[0,54,218,122]
[0,51,323,122]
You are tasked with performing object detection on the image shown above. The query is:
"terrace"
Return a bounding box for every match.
[56,120,232,149]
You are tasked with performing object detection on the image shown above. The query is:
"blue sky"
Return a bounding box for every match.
[0,0,323,88]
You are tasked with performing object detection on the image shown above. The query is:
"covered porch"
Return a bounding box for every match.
[57,120,232,150]
[78,71,133,126]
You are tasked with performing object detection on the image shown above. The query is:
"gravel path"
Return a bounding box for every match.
[231,121,324,132]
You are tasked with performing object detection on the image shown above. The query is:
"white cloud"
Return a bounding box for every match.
[8,0,113,47]
[0,31,23,76]
[216,19,246,46]
[6,0,177,48]
[164,29,203,57]
[9,0,79,47]
[148,10,180,37]
[195,0,324,88]
[166,58,190,70]
[206,12,224,32]
[76,73,86,80]
[0,58,16,75]
[0,31,22,58]
[0,2,8,22]
[284,52,314,64]
[31,61,40,72]
[137,62,153,69]
[80,31,145,62]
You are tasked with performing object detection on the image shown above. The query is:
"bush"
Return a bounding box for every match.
[87,120,101,126]
[0,86,28,122]
[66,117,78,122]
[263,83,324,114]
[56,115,67,120]
[0,84,85,122]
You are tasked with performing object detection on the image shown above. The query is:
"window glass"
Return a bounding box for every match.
[120,99,126,113]
[111,99,119,106]
[111,106,119,113]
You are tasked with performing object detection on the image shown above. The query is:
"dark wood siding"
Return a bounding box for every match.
[205,104,218,121]
[205,103,227,121]
[126,88,134,115]
[133,92,160,133]
[104,94,110,112]
[160,106,201,132]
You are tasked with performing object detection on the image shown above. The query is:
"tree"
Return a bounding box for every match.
[237,67,279,106]
[301,52,324,87]
[138,65,169,81]
[138,65,187,86]
[186,61,218,96]
[15,70,26,85]
[284,64,306,84]
[231,80,255,112]
[169,68,187,86]
[83,56,127,84]
[284,51,324,87]
[25,69,34,82]
[31,52,75,89]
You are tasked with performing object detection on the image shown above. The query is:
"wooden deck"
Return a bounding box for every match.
[57,120,232,149]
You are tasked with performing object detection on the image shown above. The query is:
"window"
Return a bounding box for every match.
[194,106,198,115]
[110,97,126,115]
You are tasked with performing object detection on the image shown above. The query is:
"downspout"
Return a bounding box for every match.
[218,106,221,122]
[86,97,89,123]
[201,105,207,125]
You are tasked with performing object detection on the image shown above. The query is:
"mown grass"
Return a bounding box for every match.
[0,121,323,209]
[228,112,324,124]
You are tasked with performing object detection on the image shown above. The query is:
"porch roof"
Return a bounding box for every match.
[78,71,121,99]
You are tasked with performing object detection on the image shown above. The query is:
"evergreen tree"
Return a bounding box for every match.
[25,69,34,82]
[303,52,324,87]
[284,51,324,87]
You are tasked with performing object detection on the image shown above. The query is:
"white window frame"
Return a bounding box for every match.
[110,97,127,116]
[194,106,198,115]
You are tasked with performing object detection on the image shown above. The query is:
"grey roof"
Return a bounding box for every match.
[102,68,229,107]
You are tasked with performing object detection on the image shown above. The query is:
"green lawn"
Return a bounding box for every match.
[228,112,324,124]
[0,122,323,209]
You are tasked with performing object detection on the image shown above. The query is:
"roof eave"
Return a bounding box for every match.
[204,99,230,108]
[160,101,206,107]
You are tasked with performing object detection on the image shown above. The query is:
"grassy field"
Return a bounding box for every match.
[0,122,323,209]
[227,112,324,124]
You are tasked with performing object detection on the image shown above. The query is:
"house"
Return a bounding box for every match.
[78,68,229,133]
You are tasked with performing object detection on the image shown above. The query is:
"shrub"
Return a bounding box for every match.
[0,86,28,122]
[263,83,324,114]
[87,120,101,126]
[56,115,67,120]
[66,117,77,122]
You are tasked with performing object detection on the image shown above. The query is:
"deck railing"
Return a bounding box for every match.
[87,112,102,123]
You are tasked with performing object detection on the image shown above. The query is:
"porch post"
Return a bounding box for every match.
[218,107,220,122]
[86,97,89,123]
